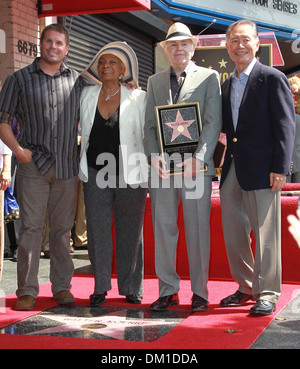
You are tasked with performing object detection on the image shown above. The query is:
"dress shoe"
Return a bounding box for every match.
[250,300,276,316]
[90,293,106,307]
[191,294,208,312]
[126,294,142,304]
[15,295,36,311]
[220,290,253,307]
[150,294,179,311]
[43,250,50,259]
[53,290,75,305]
[12,249,18,262]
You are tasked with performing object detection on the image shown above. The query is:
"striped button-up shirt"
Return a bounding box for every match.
[0,58,82,179]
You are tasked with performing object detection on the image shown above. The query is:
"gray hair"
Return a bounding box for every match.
[226,19,259,40]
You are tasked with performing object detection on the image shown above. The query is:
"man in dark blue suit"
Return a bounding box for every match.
[219,19,295,316]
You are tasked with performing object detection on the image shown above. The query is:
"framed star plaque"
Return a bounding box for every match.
[155,102,207,175]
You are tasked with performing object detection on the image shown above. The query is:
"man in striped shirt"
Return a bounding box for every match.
[0,24,81,310]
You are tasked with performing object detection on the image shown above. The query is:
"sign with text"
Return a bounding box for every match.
[167,0,300,32]
[155,102,207,175]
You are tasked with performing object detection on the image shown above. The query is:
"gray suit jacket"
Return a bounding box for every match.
[144,62,222,176]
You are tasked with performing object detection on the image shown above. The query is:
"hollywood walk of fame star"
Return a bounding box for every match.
[25,308,181,341]
[165,110,195,142]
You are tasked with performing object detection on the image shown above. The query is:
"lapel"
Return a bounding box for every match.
[222,76,234,133]
[239,61,263,114]
[119,85,130,124]
[85,85,101,123]
[162,67,172,105]
[177,62,198,102]
[224,61,263,132]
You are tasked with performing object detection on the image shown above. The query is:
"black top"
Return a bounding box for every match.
[87,107,120,173]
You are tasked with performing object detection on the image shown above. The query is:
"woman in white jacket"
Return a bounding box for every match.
[79,42,148,306]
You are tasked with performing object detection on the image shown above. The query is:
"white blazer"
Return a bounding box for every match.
[79,84,148,186]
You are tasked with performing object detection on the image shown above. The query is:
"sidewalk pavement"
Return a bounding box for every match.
[1,248,300,349]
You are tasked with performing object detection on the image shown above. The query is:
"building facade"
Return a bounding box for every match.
[0,0,299,85]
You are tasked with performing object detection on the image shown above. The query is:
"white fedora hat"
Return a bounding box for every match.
[81,41,139,86]
[160,22,197,48]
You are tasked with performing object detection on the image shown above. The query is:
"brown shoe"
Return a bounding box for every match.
[53,290,75,305]
[15,295,36,311]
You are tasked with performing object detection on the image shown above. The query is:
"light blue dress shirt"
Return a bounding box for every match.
[230,58,257,131]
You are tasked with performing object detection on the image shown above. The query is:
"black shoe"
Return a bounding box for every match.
[250,300,276,316]
[220,290,253,307]
[43,250,50,259]
[90,292,106,307]
[191,294,208,312]
[150,294,179,311]
[126,294,142,304]
[12,249,18,262]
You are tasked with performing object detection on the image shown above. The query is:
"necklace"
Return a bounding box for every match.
[101,87,120,102]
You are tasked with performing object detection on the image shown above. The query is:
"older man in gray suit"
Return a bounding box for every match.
[144,23,222,312]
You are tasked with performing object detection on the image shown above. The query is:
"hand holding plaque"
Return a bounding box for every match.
[155,102,208,176]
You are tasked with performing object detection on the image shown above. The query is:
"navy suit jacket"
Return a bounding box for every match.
[220,61,295,191]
